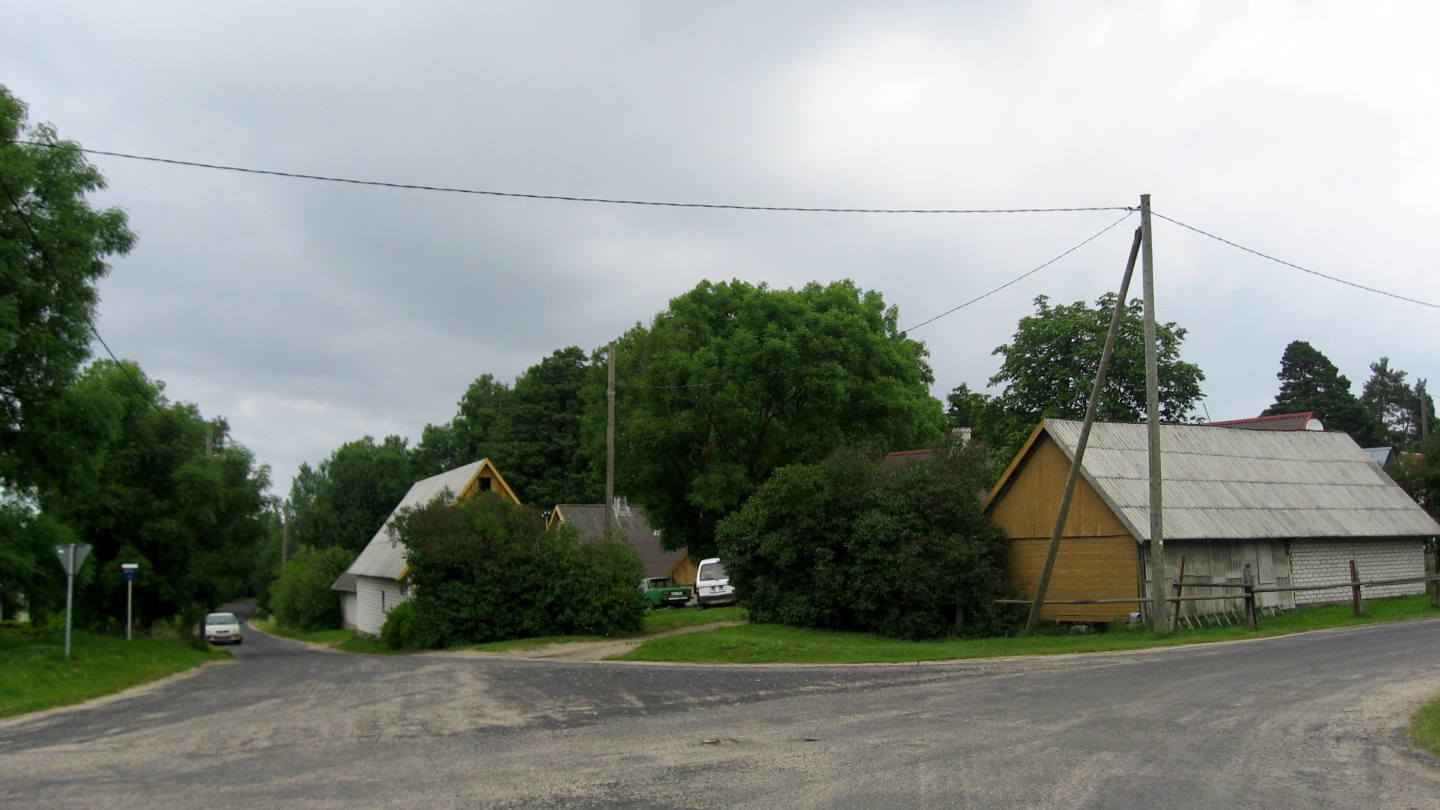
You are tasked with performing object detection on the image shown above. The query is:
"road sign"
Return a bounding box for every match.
[121,563,139,582]
[54,544,92,575]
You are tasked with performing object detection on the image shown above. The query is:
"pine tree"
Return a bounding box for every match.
[1264,341,1384,446]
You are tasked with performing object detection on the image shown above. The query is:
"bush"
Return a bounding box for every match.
[395,493,647,648]
[380,599,418,650]
[716,443,1014,640]
[269,545,353,632]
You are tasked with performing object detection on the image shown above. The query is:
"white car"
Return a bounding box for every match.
[203,612,243,645]
[694,558,736,609]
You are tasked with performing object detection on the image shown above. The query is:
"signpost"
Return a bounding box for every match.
[121,563,139,640]
[54,544,92,660]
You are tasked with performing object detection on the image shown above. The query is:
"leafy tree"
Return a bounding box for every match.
[492,347,602,507]
[288,435,414,554]
[0,85,135,493]
[1361,357,1433,452]
[610,279,946,561]
[945,383,1031,464]
[716,444,1013,640]
[270,544,353,632]
[40,361,269,629]
[395,492,646,647]
[1264,341,1384,446]
[988,295,1204,442]
[410,373,512,477]
[1390,434,1440,522]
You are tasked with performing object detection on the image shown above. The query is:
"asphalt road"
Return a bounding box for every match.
[3,605,1439,809]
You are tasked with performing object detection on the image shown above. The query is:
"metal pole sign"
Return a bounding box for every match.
[53,544,92,660]
[121,563,139,641]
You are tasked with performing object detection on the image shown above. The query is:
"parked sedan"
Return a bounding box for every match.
[639,577,693,608]
[203,612,243,645]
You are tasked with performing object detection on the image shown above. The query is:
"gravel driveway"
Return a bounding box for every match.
[3,606,1439,809]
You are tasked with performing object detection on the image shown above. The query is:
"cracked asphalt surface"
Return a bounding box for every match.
[3,603,1439,809]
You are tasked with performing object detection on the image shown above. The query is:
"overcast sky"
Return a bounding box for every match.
[4,1,1438,498]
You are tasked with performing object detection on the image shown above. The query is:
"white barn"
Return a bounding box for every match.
[333,459,520,636]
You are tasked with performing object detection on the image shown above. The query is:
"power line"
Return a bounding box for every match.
[1153,211,1439,310]
[0,167,175,423]
[619,210,1136,391]
[21,141,1133,215]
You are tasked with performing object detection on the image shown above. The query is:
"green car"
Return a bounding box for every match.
[639,577,693,608]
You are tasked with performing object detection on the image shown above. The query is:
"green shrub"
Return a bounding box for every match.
[717,443,1014,640]
[270,545,353,632]
[380,599,418,650]
[396,493,647,648]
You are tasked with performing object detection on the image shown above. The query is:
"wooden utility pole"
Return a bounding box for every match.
[281,500,291,567]
[1141,194,1169,633]
[605,340,616,538]
[1024,227,1142,634]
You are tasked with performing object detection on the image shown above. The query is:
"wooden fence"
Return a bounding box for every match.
[999,553,1440,631]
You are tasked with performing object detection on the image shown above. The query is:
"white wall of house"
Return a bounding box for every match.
[355,575,409,636]
[1290,537,1427,605]
[339,592,358,630]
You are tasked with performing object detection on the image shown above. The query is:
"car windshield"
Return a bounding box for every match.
[205,613,238,625]
[698,563,728,581]
[652,578,676,587]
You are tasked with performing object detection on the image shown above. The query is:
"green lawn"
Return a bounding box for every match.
[0,625,228,720]
[251,617,355,645]
[617,595,1440,664]
[1411,691,1440,757]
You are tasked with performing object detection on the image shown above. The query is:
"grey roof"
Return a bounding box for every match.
[344,460,491,581]
[1364,446,1395,466]
[552,503,688,579]
[330,572,357,593]
[1040,420,1440,542]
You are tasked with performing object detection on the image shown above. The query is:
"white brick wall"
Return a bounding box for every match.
[1289,538,1427,605]
[355,576,409,636]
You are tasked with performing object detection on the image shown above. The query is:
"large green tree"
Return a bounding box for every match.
[964,294,1205,461]
[1264,341,1384,446]
[41,360,269,629]
[611,279,946,560]
[410,373,513,478]
[1360,357,1433,452]
[288,435,415,554]
[0,85,135,492]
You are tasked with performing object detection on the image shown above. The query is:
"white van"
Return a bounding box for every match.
[694,558,735,609]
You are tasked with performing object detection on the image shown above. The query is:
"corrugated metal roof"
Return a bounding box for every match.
[551,503,688,579]
[1044,420,1440,541]
[345,460,490,580]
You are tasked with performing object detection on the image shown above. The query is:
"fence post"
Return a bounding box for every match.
[1349,559,1363,617]
[1430,540,1438,609]
[1169,556,1186,632]
[1242,564,1257,630]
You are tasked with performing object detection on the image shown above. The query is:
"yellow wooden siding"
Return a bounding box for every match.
[988,438,1130,539]
[988,432,1139,621]
[1006,536,1140,621]
[456,460,521,505]
[669,555,697,586]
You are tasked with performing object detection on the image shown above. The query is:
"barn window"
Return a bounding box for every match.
[479,477,492,491]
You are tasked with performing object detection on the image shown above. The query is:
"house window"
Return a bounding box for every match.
[479,477,492,491]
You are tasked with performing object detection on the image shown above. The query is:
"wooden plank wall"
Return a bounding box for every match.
[989,436,1141,621]
[1007,536,1140,621]
[1146,540,1296,617]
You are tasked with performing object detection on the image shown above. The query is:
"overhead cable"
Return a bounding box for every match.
[21,141,1132,215]
[1154,212,1439,310]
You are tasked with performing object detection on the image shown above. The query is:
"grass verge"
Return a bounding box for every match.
[0,625,227,720]
[251,617,355,645]
[1411,691,1440,757]
[617,595,1440,664]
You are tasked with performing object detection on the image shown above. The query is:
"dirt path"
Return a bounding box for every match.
[449,620,741,662]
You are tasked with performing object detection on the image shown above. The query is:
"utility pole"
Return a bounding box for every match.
[1141,194,1169,633]
[281,500,291,567]
[605,340,616,538]
[1025,227,1142,634]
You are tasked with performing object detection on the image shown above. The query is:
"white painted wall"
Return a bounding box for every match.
[1290,538,1427,605]
[355,575,408,636]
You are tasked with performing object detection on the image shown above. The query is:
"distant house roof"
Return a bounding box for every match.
[548,502,686,580]
[984,419,1440,542]
[882,449,935,468]
[1364,446,1396,466]
[343,458,519,582]
[1206,412,1323,432]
